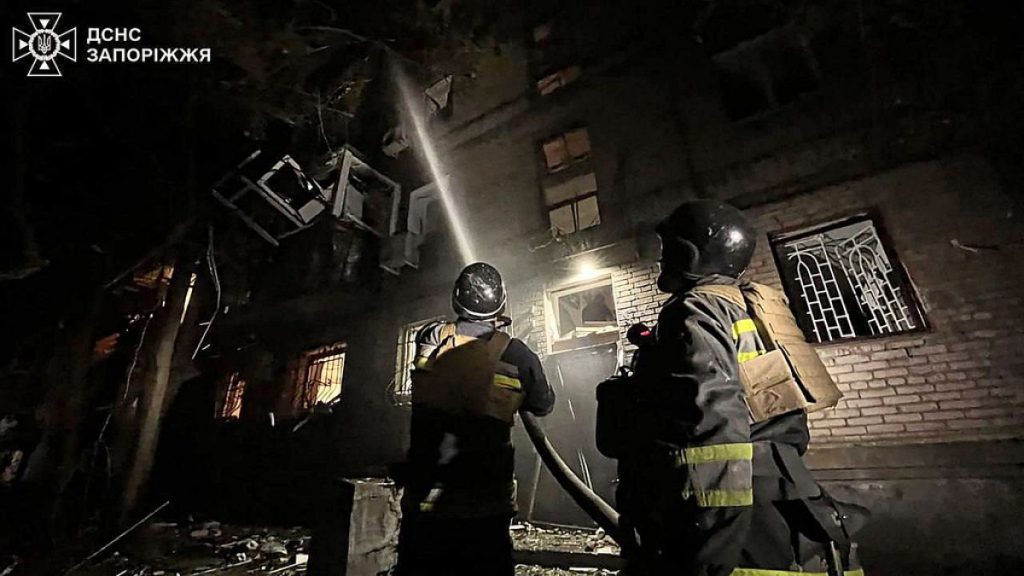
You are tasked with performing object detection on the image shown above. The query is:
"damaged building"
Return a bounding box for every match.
[2,0,1023,575]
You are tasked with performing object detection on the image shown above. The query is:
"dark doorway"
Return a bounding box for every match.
[515,343,619,526]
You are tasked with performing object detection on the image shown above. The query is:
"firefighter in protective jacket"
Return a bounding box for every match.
[615,201,865,576]
[396,263,555,576]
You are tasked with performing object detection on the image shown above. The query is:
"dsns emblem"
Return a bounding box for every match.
[12,13,77,77]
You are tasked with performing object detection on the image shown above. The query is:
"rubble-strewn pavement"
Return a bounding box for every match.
[55,520,619,575]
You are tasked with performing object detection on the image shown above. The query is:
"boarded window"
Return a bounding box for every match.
[770,215,926,343]
[542,128,591,172]
[540,128,600,236]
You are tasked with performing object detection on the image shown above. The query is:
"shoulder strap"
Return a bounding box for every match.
[690,284,746,309]
[486,331,512,363]
[438,322,458,344]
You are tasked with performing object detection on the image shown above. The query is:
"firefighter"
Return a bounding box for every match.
[617,200,865,576]
[396,262,555,576]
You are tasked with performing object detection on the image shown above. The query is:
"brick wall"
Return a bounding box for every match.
[743,157,1024,445]
[526,157,1024,446]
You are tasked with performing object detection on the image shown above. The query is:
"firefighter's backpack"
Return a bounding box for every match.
[411,324,524,425]
[693,282,843,422]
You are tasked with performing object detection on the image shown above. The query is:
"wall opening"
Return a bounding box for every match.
[539,127,601,237]
[216,372,246,420]
[390,317,444,406]
[297,343,346,409]
[770,214,927,343]
[547,276,619,353]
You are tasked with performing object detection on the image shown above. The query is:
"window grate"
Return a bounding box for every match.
[772,215,925,343]
[837,225,917,336]
[302,345,345,408]
[218,372,246,419]
[786,235,855,342]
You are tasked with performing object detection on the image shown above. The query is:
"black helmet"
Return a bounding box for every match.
[656,200,756,293]
[453,262,507,320]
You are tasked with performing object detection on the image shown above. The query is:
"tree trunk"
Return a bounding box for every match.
[120,248,197,516]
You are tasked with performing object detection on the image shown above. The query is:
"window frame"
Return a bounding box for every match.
[538,127,601,237]
[545,275,620,354]
[768,209,931,346]
[711,24,822,123]
[297,342,347,409]
[391,316,445,407]
[528,16,582,97]
[216,371,246,420]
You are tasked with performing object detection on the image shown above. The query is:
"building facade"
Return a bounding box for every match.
[206,3,1024,574]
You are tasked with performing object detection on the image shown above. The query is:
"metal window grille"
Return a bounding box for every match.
[774,217,923,343]
[219,372,246,419]
[837,225,917,335]
[303,346,345,407]
[390,317,444,406]
[785,235,856,342]
[393,324,421,406]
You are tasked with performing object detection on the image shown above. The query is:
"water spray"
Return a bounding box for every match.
[391,58,476,266]
[389,53,633,552]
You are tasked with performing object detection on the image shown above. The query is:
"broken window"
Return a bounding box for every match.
[213,148,400,246]
[299,344,346,408]
[542,128,591,172]
[390,317,443,406]
[548,278,619,353]
[217,372,246,420]
[712,25,820,121]
[540,128,600,236]
[770,215,927,343]
[531,18,581,96]
[424,75,454,118]
[537,66,581,96]
[212,151,332,245]
[331,149,402,239]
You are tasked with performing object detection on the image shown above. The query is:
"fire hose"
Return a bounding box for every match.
[519,412,638,555]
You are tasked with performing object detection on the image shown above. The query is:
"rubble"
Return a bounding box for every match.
[75,521,311,576]
[511,522,620,556]
[515,567,617,576]
[512,522,621,575]
[62,518,618,576]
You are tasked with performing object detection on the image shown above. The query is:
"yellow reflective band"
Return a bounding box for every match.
[684,442,753,464]
[413,356,430,370]
[733,565,868,569]
[691,488,753,507]
[732,319,758,340]
[737,350,763,363]
[493,374,522,391]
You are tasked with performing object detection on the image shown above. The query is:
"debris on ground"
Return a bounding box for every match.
[512,522,620,575]
[515,567,617,576]
[70,519,616,575]
[76,521,311,575]
[511,522,620,556]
